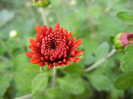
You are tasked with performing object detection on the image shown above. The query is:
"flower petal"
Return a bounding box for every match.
[60,27,63,32]
[67,57,76,62]
[25,52,34,58]
[55,23,60,31]
[71,37,76,44]
[48,26,53,32]
[48,64,53,69]
[30,39,37,46]
[32,54,42,58]
[30,58,41,64]
[39,62,45,67]
[36,25,42,35]
[74,50,83,56]
[74,39,82,46]
[67,32,72,38]
[68,51,75,56]
[74,58,80,62]
[65,61,70,66]
[31,46,40,53]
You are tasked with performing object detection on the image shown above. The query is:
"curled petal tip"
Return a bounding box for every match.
[67,57,76,62]
[25,52,34,58]
[65,61,70,66]
[49,26,53,32]
[39,62,45,67]
[48,64,54,69]
[55,23,60,30]
[75,39,82,46]
[68,32,72,38]
[36,25,42,35]
[30,58,41,64]
[74,50,83,56]
[30,39,36,46]
[43,25,47,30]
[74,58,80,62]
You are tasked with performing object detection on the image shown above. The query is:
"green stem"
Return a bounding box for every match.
[14,94,33,99]
[39,7,48,25]
[86,49,117,72]
[52,66,56,87]
[0,38,13,59]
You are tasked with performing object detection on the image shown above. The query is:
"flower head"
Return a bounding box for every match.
[113,33,133,49]
[26,23,83,69]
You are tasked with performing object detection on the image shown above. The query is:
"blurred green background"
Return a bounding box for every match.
[0,0,133,99]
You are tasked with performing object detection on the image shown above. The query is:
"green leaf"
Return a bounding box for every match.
[15,72,35,96]
[23,63,40,73]
[121,44,133,72]
[86,72,112,91]
[44,87,69,99]
[95,42,110,61]
[0,9,15,27]
[80,39,98,55]
[114,71,133,89]
[14,64,40,97]
[80,38,97,65]
[58,75,85,95]
[110,88,124,99]
[13,53,28,70]
[116,10,133,23]
[81,55,95,66]
[0,74,12,97]
[63,63,85,76]
[32,73,49,95]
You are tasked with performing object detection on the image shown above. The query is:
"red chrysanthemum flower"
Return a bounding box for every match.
[26,23,83,69]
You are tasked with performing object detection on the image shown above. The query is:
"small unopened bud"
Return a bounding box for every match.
[113,33,133,49]
[32,0,50,8]
[9,30,18,38]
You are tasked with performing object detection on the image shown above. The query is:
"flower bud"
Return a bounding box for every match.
[113,33,133,49]
[9,30,18,38]
[32,0,50,8]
